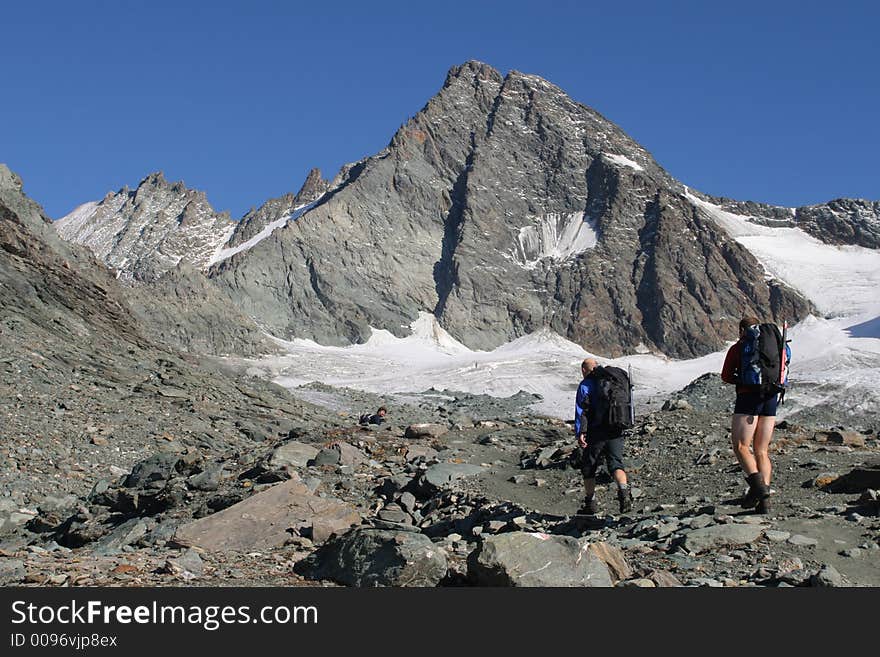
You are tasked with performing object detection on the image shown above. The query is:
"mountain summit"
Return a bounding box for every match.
[56,172,235,282]
[208,61,812,357]
[54,62,878,358]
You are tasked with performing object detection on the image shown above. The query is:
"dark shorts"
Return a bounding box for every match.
[580,431,625,478]
[734,390,779,417]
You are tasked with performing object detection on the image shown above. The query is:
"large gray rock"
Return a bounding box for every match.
[468,532,613,587]
[681,523,764,553]
[304,527,448,587]
[0,559,26,584]
[173,478,360,551]
[405,424,449,440]
[268,441,320,469]
[810,564,846,587]
[423,463,485,489]
[93,518,149,555]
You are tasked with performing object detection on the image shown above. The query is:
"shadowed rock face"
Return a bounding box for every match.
[126,262,279,357]
[210,62,813,357]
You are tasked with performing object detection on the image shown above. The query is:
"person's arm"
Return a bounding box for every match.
[574,382,589,446]
[720,343,739,384]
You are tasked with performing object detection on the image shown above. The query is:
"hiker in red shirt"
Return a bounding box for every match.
[721,316,780,514]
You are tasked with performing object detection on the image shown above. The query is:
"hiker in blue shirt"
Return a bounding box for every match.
[575,358,632,515]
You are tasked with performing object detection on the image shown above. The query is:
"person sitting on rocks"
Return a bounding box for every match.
[360,406,387,425]
[575,358,633,515]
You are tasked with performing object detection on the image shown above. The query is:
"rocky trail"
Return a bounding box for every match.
[2,377,877,588]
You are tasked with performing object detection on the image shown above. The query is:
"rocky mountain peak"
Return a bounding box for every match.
[56,172,235,282]
[0,163,24,193]
[443,60,503,88]
[295,168,329,206]
[210,61,813,358]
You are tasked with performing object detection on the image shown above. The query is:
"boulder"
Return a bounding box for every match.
[468,532,613,587]
[173,479,360,552]
[268,441,319,469]
[647,569,684,587]
[405,424,448,440]
[405,444,439,462]
[93,518,150,555]
[0,559,26,584]
[164,548,205,579]
[310,448,341,467]
[302,527,448,587]
[816,430,866,448]
[681,523,764,553]
[332,442,367,467]
[186,464,224,492]
[587,542,632,582]
[810,564,846,587]
[825,460,880,493]
[124,453,182,488]
[423,463,485,489]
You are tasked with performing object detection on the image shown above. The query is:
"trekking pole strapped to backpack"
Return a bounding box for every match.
[628,364,635,427]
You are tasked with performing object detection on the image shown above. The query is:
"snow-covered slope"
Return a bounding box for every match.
[238,191,880,427]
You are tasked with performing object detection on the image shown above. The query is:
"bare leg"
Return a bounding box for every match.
[582,476,596,499]
[731,413,759,475]
[612,469,628,486]
[753,416,776,486]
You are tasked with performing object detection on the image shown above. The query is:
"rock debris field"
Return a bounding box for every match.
[2,374,878,588]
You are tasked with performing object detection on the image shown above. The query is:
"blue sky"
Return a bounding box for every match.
[3,1,877,219]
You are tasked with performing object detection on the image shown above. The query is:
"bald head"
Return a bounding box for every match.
[581,358,598,376]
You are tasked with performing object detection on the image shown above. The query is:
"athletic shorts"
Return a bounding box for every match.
[734,390,779,417]
[580,433,625,478]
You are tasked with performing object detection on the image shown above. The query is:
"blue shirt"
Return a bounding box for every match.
[574,377,596,435]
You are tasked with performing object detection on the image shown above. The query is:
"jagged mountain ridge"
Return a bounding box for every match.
[55,172,235,282]
[0,164,322,501]
[207,61,815,357]
[53,61,877,358]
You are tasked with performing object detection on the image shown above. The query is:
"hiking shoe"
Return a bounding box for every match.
[578,496,599,515]
[740,473,770,509]
[617,487,633,514]
[755,497,771,515]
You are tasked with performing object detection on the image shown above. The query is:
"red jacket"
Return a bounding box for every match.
[721,341,752,394]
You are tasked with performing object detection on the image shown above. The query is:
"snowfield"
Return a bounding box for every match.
[239,193,880,425]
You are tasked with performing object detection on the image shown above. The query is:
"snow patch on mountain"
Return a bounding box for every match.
[512,212,597,269]
[208,199,321,265]
[602,152,644,172]
[686,190,880,320]
[237,195,880,424]
[55,201,98,229]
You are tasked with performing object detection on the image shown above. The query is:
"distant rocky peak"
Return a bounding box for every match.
[443,60,503,88]
[294,168,329,206]
[56,171,234,281]
[0,163,24,192]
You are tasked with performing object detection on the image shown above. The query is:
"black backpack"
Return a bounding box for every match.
[739,322,786,394]
[587,366,634,431]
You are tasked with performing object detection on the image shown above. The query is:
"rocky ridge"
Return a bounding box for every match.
[224,168,330,250]
[55,172,235,282]
[208,61,814,357]
[0,165,324,510]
